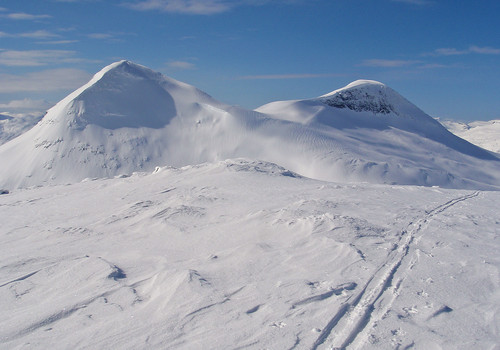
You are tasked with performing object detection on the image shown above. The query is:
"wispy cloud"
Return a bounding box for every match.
[37,40,79,45]
[87,33,115,39]
[361,59,421,67]
[431,48,468,56]
[238,73,341,80]
[0,98,52,113]
[125,0,300,15]
[19,30,60,39]
[418,63,448,69]
[4,12,52,20]
[0,30,61,39]
[428,45,500,56]
[167,60,196,69]
[126,0,231,14]
[469,45,500,55]
[86,32,135,41]
[391,0,432,5]
[0,69,91,93]
[53,0,101,2]
[0,50,89,66]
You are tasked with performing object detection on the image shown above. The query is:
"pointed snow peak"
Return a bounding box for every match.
[89,60,162,85]
[321,80,387,97]
[40,60,181,130]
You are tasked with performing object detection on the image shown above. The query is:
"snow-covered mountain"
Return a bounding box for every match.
[441,119,500,154]
[0,61,499,190]
[1,63,499,349]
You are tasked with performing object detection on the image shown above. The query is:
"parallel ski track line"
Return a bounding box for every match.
[311,191,480,350]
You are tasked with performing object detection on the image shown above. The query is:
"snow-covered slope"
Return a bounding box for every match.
[442,119,500,154]
[1,62,499,190]
[1,160,499,349]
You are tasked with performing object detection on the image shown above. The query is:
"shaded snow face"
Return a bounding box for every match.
[67,62,178,130]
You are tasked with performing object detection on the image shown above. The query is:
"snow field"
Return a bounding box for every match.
[1,160,498,349]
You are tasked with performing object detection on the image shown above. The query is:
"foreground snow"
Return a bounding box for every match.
[1,159,498,349]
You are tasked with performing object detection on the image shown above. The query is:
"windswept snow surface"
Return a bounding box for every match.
[442,119,500,154]
[0,159,499,349]
[0,61,499,190]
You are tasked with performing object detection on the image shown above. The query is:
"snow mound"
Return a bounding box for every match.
[220,159,302,178]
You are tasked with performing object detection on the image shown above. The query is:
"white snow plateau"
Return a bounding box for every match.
[0,61,499,349]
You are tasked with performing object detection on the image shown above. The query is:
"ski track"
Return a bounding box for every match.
[312,191,480,350]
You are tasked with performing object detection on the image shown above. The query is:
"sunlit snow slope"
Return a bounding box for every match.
[1,62,499,190]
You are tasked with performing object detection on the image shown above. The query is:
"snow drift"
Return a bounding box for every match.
[0,61,499,190]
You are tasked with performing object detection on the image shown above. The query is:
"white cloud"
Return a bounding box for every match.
[37,40,79,45]
[418,63,448,69]
[0,98,52,112]
[432,48,468,56]
[0,30,61,39]
[238,73,341,80]
[391,0,431,5]
[429,46,500,56]
[0,50,82,66]
[361,59,420,67]
[19,30,60,39]
[167,60,196,69]
[5,12,52,20]
[87,33,115,39]
[469,45,500,55]
[127,0,230,14]
[0,69,91,93]
[125,0,301,15]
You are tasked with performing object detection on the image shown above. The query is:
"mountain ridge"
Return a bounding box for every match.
[0,60,499,190]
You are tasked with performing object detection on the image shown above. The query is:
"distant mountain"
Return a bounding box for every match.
[258,80,496,160]
[441,119,500,154]
[0,61,499,190]
[0,113,43,146]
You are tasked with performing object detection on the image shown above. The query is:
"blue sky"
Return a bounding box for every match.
[0,0,499,121]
